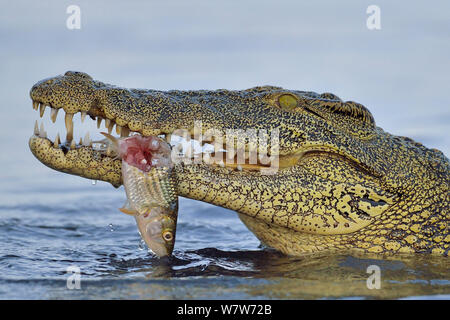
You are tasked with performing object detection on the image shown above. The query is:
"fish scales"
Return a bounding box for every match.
[122,163,177,213]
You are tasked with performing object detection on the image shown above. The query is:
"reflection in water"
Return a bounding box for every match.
[87,248,450,299]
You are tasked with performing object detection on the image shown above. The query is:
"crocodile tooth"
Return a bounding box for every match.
[202,152,212,164]
[79,137,83,145]
[33,101,39,110]
[65,113,74,142]
[105,118,111,129]
[108,121,114,134]
[165,133,172,143]
[54,133,60,147]
[219,161,225,168]
[83,132,91,146]
[34,120,39,135]
[39,122,47,138]
[237,165,243,171]
[106,145,113,156]
[116,125,122,135]
[97,117,102,129]
[121,127,130,137]
[70,139,76,150]
[39,104,46,118]
[80,111,87,123]
[50,108,59,123]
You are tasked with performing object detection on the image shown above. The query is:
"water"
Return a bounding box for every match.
[1,195,449,299]
[0,1,449,299]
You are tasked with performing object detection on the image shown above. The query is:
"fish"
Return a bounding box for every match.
[121,162,178,257]
[102,132,178,257]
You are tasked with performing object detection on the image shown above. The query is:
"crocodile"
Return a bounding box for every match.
[28,71,449,256]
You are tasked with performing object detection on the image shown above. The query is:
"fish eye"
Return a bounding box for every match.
[278,94,298,110]
[162,231,173,241]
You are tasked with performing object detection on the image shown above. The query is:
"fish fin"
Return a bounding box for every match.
[119,208,136,215]
[119,199,136,215]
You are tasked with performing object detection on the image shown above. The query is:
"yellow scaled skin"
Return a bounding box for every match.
[29,71,449,256]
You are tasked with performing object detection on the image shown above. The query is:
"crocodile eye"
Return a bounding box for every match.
[278,94,298,110]
[162,230,173,242]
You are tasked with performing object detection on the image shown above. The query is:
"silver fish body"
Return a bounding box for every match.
[122,161,178,257]
[122,162,177,214]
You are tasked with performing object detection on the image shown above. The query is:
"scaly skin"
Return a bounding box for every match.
[29,71,449,256]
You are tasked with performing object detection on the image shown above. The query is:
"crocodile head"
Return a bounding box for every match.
[29,71,449,256]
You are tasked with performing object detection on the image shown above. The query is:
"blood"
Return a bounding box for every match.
[117,135,160,172]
